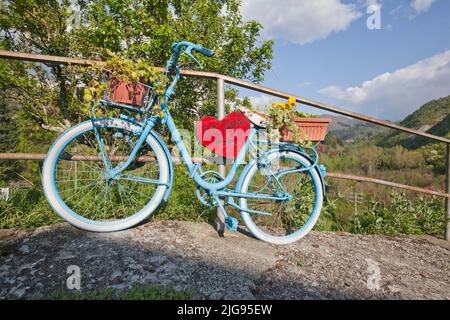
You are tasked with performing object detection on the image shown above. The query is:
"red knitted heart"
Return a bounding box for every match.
[194,112,251,158]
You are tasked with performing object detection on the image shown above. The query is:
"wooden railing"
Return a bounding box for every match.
[1,49,449,239]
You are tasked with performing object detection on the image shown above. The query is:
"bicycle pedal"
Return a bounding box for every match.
[225,216,239,232]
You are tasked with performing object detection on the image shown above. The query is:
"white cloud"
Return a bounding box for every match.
[411,0,436,13]
[240,0,362,45]
[319,50,450,120]
[245,95,277,111]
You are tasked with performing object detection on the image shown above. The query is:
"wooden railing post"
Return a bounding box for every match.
[445,143,450,241]
[216,77,226,236]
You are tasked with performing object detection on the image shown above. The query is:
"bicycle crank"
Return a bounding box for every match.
[195,171,224,206]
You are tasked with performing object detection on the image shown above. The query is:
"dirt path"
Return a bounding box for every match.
[0,221,449,299]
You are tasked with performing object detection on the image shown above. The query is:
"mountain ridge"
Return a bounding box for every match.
[375,95,450,148]
[326,95,450,147]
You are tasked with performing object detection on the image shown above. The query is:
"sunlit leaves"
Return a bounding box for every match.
[1,0,273,131]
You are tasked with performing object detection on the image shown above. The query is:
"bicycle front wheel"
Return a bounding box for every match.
[237,150,323,245]
[42,118,170,232]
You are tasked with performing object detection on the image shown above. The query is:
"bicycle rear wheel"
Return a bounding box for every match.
[237,150,323,245]
[42,118,170,232]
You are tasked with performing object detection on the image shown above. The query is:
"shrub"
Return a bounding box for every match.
[0,165,216,229]
[0,174,445,238]
[39,283,194,300]
[352,192,445,236]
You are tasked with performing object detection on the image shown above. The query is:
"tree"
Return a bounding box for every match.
[421,133,450,175]
[1,0,82,133]
[0,0,273,132]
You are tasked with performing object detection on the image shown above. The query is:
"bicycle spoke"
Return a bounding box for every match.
[241,155,319,237]
[53,124,162,223]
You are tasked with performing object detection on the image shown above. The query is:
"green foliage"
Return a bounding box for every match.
[321,143,427,175]
[39,283,194,300]
[154,165,216,223]
[352,192,445,236]
[265,97,316,146]
[406,113,450,149]
[400,96,450,130]
[0,0,273,131]
[80,51,168,117]
[329,121,383,143]
[420,133,450,175]
[0,165,215,229]
[0,0,273,187]
[0,186,61,229]
[1,178,445,238]
[314,195,354,232]
[309,188,445,236]
[0,1,446,240]
[379,145,425,170]
[373,95,450,149]
[1,1,82,129]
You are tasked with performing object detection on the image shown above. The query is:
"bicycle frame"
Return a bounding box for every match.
[97,106,264,193]
[92,43,322,211]
[42,41,327,240]
[96,102,318,208]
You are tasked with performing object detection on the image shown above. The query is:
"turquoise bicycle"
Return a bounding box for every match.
[42,41,326,245]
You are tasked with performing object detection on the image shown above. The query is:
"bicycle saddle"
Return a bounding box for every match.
[238,107,268,129]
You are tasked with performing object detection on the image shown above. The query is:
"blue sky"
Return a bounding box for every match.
[237,0,450,121]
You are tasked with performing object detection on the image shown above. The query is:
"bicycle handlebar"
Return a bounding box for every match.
[163,41,214,97]
[166,41,214,70]
[171,41,214,57]
[192,44,214,57]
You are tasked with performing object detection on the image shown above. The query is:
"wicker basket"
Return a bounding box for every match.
[109,77,152,107]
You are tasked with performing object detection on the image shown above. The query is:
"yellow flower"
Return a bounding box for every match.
[272,102,286,109]
[272,97,296,110]
[287,97,296,109]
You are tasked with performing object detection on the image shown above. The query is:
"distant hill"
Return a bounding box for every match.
[325,115,361,132]
[400,112,450,149]
[324,115,385,142]
[373,95,450,149]
[324,95,450,148]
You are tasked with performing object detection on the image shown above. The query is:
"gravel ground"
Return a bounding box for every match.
[0,221,449,300]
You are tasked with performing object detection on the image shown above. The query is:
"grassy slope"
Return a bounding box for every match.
[39,284,194,300]
[373,95,450,149]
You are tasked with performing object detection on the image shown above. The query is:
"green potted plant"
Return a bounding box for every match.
[266,97,332,145]
[82,51,168,110]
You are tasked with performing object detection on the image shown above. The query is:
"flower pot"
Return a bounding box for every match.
[109,77,149,107]
[280,117,332,142]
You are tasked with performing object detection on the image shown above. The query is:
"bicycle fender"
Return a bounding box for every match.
[236,148,326,195]
[275,147,326,194]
